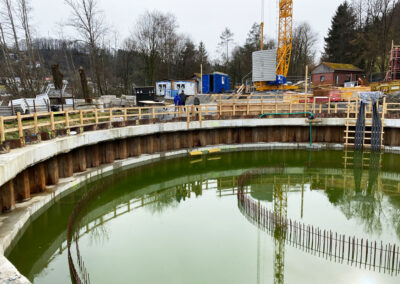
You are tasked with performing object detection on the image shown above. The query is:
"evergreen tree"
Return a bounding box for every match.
[245,23,262,51]
[196,41,211,73]
[323,1,357,63]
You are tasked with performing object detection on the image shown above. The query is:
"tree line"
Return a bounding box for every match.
[6,0,394,98]
[323,0,400,78]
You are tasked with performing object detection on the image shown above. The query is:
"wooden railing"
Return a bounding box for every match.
[0,99,399,146]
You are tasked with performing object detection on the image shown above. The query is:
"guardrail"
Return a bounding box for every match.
[0,99,399,148]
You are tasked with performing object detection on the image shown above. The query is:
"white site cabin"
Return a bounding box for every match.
[156,80,198,99]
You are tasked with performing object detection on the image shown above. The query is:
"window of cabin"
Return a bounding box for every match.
[320,76,325,82]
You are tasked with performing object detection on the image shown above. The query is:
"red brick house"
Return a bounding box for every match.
[311,62,363,86]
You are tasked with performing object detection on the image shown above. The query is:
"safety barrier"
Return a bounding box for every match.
[1,98,400,148]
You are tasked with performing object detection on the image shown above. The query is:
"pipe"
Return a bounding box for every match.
[259,112,314,146]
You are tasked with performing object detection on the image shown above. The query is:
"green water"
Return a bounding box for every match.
[6,150,400,284]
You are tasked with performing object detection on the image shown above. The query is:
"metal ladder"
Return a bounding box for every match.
[344,98,386,150]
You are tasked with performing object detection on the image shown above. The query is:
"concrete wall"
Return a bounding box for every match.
[2,117,400,213]
[1,117,400,283]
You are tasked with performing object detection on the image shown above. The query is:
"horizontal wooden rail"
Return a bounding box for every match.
[0,99,398,147]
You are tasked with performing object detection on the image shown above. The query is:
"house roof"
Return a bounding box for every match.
[312,62,363,74]
[323,62,362,71]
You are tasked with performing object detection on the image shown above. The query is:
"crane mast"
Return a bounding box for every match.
[255,0,295,91]
[276,0,293,78]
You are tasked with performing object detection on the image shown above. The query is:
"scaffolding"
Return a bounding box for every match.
[386,43,400,81]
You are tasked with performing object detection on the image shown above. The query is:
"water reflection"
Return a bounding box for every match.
[8,150,400,284]
[69,162,400,283]
[239,161,400,282]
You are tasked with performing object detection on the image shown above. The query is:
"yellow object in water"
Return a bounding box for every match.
[208,148,221,154]
[190,151,203,156]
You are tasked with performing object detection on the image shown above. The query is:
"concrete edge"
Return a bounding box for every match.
[1,117,400,187]
[0,118,348,187]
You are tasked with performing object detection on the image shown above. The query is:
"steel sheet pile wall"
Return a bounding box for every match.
[252,49,277,82]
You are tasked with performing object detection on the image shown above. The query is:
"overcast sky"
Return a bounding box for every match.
[30,0,345,60]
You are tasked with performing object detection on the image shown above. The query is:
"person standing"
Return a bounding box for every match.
[194,93,201,118]
[174,92,181,117]
[194,93,200,111]
[179,90,187,107]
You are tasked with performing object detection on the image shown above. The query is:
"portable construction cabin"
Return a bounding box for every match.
[174,80,197,96]
[156,80,198,99]
[156,81,173,98]
[202,72,230,94]
[134,86,156,106]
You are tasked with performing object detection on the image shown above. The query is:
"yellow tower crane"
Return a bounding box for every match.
[255,0,296,91]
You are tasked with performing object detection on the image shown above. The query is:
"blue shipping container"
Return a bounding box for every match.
[202,75,210,94]
[202,72,230,94]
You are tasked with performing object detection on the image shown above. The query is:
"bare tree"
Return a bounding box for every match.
[289,22,318,77]
[0,0,43,97]
[17,0,44,95]
[365,0,396,72]
[64,0,108,96]
[133,10,178,85]
[218,27,234,69]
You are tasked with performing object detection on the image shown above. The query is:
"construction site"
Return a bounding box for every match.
[1,0,400,284]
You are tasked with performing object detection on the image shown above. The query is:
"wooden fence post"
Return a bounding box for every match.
[79,110,84,126]
[152,107,155,119]
[346,98,351,120]
[0,116,5,143]
[50,112,55,131]
[199,106,202,127]
[11,100,15,116]
[65,111,70,128]
[138,107,142,120]
[261,99,264,114]
[17,112,23,139]
[94,109,98,124]
[247,96,250,115]
[109,108,113,123]
[186,107,190,128]
[328,96,331,114]
[313,97,316,113]
[33,113,38,134]
[124,108,128,121]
